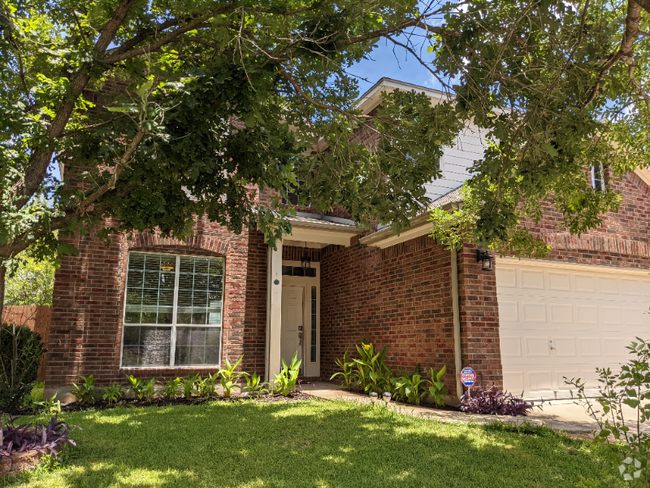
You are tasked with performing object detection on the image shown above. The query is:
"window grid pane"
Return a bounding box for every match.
[122,252,224,368]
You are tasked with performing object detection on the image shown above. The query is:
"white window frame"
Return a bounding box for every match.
[120,251,224,369]
[591,164,605,191]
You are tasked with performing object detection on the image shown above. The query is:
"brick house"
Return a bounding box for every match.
[46,78,650,401]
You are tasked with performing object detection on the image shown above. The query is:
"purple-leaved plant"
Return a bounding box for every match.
[0,416,81,460]
[459,384,535,416]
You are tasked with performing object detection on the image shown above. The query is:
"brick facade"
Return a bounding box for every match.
[47,218,268,387]
[319,236,460,395]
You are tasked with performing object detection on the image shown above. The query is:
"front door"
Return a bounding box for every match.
[281,286,303,368]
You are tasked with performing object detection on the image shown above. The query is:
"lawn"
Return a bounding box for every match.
[1,398,623,488]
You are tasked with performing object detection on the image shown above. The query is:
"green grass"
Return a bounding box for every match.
[2,398,623,488]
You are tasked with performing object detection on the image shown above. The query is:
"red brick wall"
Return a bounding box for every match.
[47,218,268,387]
[320,236,459,395]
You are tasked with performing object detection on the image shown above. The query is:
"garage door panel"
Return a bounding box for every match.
[498,260,650,399]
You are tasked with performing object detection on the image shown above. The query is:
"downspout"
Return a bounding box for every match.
[451,248,463,402]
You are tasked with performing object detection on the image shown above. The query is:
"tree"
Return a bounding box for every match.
[423,0,650,254]
[0,0,463,317]
[4,254,56,307]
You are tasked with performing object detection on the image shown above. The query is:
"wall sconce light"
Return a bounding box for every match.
[301,243,311,269]
[476,249,494,271]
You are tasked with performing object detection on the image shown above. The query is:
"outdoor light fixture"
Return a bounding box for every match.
[382,392,392,404]
[476,249,494,271]
[160,261,175,272]
[369,392,378,403]
[301,243,311,269]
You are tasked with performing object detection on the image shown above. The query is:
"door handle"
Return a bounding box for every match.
[298,332,303,346]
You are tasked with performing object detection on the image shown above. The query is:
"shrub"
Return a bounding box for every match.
[162,378,181,400]
[392,368,427,405]
[459,384,534,416]
[426,366,448,406]
[0,324,47,409]
[565,337,650,484]
[182,373,199,400]
[274,352,301,396]
[197,374,217,399]
[125,375,146,400]
[143,379,156,402]
[71,375,96,404]
[0,416,80,461]
[32,393,62,415]
[330,350,354,390]
[218,356,247,398]
[243,372,265,398]
[102,384,124,404]
[352,340,394,394]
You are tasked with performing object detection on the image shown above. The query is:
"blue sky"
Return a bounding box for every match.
[350,39,443,94]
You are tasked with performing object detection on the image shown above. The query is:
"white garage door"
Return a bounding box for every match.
[497,259,650,400]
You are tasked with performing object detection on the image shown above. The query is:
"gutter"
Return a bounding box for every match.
[451,249,463,402]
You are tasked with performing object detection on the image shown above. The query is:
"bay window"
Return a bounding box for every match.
[121,252,224,367]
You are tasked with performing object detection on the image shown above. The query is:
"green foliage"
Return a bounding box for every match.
[273,353,302,397]
[32,393,62,415]
[426,0,649,256]
[426,366,448,406]
[243,372,265,399]
[143,379,156,402]
[197,373,217,399]
[162,377,181,400]
[330,350,354,390]
[392,367,427,406]
[102,384,124,405]
[125,375,146,401]
[4,253,57,306]
[352,340,393,395]
[71,375,96,404]
[0,323,46,408]
[0,0,450,267]
[566,337,650,485]
[181,373,199,400]
[218,356,247,398]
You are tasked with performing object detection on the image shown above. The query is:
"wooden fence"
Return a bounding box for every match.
[2,306,52,382]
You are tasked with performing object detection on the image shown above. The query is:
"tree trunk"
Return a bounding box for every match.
[0,263,5,324]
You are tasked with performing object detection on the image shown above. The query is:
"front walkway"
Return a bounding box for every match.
[303,381,601,434]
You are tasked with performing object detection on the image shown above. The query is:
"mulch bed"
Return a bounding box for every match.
[1,392,314,416]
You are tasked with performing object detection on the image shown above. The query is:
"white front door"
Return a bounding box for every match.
[497,259,650,399]
[281,286,303,368]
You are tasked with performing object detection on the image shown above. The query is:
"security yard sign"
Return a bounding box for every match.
[460,367,477,388]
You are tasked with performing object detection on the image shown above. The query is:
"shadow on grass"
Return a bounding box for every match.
[1,399,623,488]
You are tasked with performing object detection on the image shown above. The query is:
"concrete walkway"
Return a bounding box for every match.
[302,381,603,434]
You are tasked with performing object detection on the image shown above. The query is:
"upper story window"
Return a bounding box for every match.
[591,164,605,191]
[282,179,310,207]
[121,252,224,368]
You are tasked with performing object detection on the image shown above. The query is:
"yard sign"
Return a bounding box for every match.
[460,367,477,388]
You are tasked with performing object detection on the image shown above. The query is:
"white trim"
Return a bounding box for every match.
[120,251,225,369]
[282,260,320,377]
[499,256,650,277]
[635,167,650,187]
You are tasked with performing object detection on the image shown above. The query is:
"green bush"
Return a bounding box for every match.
[0,323,47,408]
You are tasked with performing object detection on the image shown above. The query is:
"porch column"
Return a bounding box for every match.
[265,241,283,382]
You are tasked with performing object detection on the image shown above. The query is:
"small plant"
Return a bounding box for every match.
[102,384,124,404]
[143,378,156,402]
[566,337,650,485]
[162,377,181,399]
[392,367,427,405]
[352,340,394,394]
[0,416,80,461]
[330,350,354,390]
[71,375,96,404]
[182,373,199,400]
[426,366,448,406]
[218,356,247,398]
[197,373,217,398]
[243,372,265,398]
[459,384,534,416]
[32,393,62,415]
[274,352,301,396]
[125,375,146,400]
